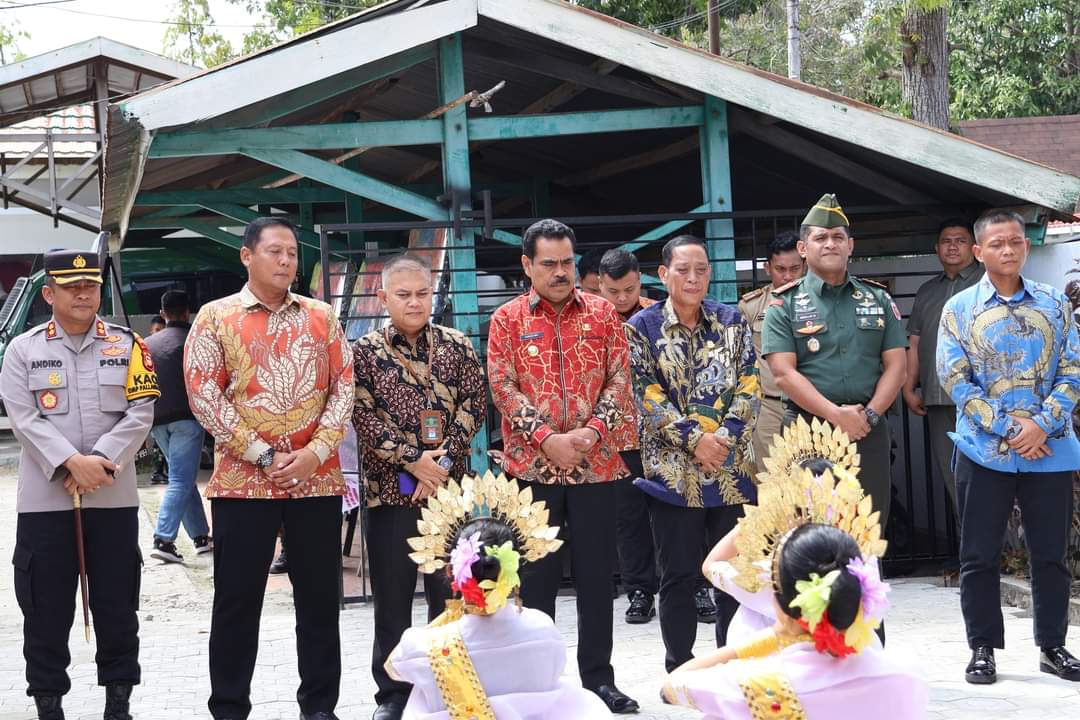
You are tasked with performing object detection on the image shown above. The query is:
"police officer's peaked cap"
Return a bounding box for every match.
[801,194,849,229]
[44,249,103,285]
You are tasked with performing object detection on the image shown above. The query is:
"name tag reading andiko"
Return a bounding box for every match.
[420,410,444,445]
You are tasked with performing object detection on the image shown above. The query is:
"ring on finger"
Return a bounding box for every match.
[292,478,299,486]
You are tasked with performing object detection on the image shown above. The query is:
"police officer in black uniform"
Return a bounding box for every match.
[1,250,159,720]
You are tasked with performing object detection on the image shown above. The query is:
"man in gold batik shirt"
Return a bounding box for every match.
[184,217,354,720]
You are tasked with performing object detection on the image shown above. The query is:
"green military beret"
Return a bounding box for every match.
[801,193,849,229]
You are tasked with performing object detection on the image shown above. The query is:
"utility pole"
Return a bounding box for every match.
[708,0,720,55]
[786,0,801,80]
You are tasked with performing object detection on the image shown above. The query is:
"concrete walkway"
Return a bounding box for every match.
[1,473,1078,719]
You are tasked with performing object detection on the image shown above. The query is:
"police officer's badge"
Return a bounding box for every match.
[102,346,126,357]
[48,372,61,386]
[807,338,821,353]
[39,391,58,410]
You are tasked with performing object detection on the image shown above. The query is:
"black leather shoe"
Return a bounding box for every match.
[965,646,996,684]
[269,547,288,575]
[300,713,340,720]
[695,586,716,624]
[1040,646,1080,681]
[33,695,64,720]
[103,685,133,720]
[371,702,404,720]
[625,590,656,625]
[589,685,640,714]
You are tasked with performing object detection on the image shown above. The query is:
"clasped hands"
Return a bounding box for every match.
[693,432,731,474]
[1006,416,1051,460]
[540,427,600,471]
[263,448,322,497]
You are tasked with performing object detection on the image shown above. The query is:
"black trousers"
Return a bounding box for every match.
[13,507,141,697]
[367,504,448,705]
[515,479,617,689]
[784,405,893,529]
[646,497,742,672]
[615,451,658,597]
[956,453,1074,650]
[208,497,342,720]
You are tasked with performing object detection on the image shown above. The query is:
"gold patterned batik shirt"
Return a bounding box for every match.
[626,298,760,508]
[185,285,354,499]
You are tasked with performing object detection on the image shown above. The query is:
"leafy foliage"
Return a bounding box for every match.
[0,18,29,65]
[229,0,384,54]
[163,0,236,69]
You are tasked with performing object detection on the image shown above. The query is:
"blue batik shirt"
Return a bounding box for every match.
[936,274,1080,472]
[625,298,761,508]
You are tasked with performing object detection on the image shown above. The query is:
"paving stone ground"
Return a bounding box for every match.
[1,473,1078,719]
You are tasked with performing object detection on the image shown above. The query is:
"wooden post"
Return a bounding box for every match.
[699,95,735,302]
[437,33,488,473]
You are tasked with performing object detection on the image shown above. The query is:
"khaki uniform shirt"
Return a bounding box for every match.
[738,286,781,399]
[1,317,158,513]
[761,271,907,406]
[907,261,983,406]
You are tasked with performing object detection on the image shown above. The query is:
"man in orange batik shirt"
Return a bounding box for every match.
[185,217,354,720]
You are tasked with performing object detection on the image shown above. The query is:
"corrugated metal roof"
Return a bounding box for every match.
[1,105,98,158]
[102,0,1080,238]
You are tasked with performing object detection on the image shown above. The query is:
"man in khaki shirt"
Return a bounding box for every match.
[1,249,158,720]
[737,231,804,475]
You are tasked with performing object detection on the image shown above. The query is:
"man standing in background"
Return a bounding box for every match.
[598,248,659,624]
[903,219,982,521]
[738,231,804,474]
[145,289,211,564]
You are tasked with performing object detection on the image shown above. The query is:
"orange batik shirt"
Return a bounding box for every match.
[184,285,354,499]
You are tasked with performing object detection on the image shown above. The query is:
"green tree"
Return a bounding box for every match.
[0,19,29,65]
[229,1,383,53]
[163,0,236,69]
[948,0,1080,119]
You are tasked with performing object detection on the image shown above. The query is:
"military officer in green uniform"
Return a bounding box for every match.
[761,194,907,527]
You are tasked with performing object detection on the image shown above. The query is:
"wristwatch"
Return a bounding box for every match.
[1005,419,1022,440]
[256,447,276,469]
[864,408,881,428]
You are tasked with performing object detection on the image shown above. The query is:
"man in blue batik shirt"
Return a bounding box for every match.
[937,208,1080,687]
[626,235,760,673]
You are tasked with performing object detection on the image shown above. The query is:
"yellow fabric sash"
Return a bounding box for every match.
[426,619,496,720]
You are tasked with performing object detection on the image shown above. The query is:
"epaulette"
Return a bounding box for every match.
[740,287,764,302]
[858,277,889,292]
[770,279,802,295]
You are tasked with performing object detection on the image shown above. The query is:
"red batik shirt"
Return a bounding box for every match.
[486,289,633,485]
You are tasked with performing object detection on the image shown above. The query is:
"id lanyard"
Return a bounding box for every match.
[384,324,444,446]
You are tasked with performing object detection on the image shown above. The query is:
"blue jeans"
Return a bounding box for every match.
[152,420,210,542]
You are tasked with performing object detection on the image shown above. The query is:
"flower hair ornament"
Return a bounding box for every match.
[787,555,891,658]
[407,471,562,615]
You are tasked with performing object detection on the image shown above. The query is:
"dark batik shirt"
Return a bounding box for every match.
[352,323,486,507]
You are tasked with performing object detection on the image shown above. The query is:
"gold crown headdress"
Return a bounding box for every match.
[407,470,563,574]
[730,416,886,594]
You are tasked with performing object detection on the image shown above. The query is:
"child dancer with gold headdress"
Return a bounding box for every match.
[662,417,927,718]
[386,471,609,719]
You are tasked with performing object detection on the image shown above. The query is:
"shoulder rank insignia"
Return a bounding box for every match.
[771,279,801,295]
[740,287,764,302]
[859,277,889,291]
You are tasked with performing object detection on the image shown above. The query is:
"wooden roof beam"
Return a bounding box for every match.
[729,110,940,209]
[467,38,681,107]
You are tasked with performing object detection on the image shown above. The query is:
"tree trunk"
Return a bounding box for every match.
[900,6,949,130]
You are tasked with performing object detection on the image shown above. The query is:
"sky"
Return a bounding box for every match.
[4,0,261,60]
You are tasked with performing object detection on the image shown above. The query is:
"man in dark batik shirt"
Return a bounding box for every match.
[352,254,486,720]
